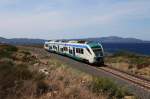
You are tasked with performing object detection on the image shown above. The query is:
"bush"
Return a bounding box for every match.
[90,77,130,98]
[113,51,139,58]
[112,51,150,69]
[0,60,33,98]
[14,64,33,80]
[131,57,150,69]
[34,72,46,81]
[115,87,129,98]
[20,50,31,55]
[0,61,16,89]
[0,61,33,83]
[128,65,134,69]
[0,50,12,58]
[36,80,49,95]
[0,44,18,52]
[0,61,17,98]
[0,45,18,58]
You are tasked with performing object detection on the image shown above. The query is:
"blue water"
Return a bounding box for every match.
[102,43,150,55]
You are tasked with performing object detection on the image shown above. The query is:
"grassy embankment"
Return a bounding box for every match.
[105,51,150,79]
[0,44,134,99]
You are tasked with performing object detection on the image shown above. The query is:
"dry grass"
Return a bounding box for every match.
[0,45,107,99]
[36,64,107,99]
[105,51,150,79]
[32,58,108,99]
[0,45,135,99]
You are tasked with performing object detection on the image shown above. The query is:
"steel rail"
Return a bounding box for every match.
[98,66,150,91]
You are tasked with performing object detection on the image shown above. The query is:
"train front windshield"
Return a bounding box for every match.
[88,42,103,57]
[92,48,103,57]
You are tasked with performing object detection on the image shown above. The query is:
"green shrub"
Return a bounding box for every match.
[128,64,134,69]
[90,77,130,98]
[0,45,18,58]
[0,61,33,86]
[34,72,46,81]
[0,44,18,52]
[112,51,150,69]
[20,50,31,55]
[36,80,49,95]
[0,50,12,58]
[0,60,34,98]
[0,61,16,89]
[129,56,150,69]
[115,87,129,98]
[113,51,139,58]
[91,77,117,93]
[14,64,33,80]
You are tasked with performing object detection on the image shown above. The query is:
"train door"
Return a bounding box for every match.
[60,47,63,53]
[58,45,59,52]
[73,47,75,56]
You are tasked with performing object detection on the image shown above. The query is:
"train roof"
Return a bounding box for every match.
[45,40,103,49]
[46,40,90,44]
[45,40,102,47]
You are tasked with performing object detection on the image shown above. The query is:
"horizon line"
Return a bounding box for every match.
[0,35,149,41]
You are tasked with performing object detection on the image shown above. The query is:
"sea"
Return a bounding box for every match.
[102,43,150,56]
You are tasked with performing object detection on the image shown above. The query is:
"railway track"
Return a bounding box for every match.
[98,66,150,92]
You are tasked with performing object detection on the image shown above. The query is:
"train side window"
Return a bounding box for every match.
[78,48,80,53]
[61,48,63,52]
[63,47,68,51]
[71,50,73,54]
[69,49,73,54]
[49,46,52,49]
[76,48,83,54]
[79,49,81,53]
[76,48,78,53]
[81,49,84,54]
[45,44,48,47]
[53,45,57,50]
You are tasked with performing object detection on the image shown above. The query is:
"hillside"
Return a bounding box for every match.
[0,44,134,99]
[105,51,150,79]
[69,36,150,43]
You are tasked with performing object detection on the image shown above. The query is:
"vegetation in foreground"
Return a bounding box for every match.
[105,51,150,79]
[0,45,135,99]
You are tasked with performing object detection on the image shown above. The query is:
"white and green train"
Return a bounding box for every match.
[44,40,104,65]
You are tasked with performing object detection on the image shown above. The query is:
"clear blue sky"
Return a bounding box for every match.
[0,0,150,40]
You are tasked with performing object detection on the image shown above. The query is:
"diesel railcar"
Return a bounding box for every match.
[44,40,104,65]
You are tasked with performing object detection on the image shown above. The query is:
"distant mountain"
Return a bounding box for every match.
[0,37,7,44]
[0,36,149,45]
[0,37,46,45]
[8,38,46,45]
[85,36,149,43]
